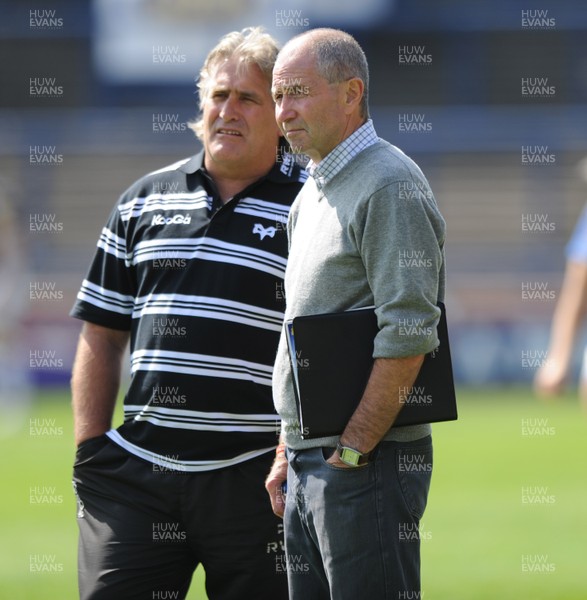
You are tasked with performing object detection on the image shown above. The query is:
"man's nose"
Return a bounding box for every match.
[219,95,239,121]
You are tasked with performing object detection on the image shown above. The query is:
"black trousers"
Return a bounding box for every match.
[72,435,287,600]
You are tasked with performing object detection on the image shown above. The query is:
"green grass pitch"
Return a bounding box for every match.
[1,387,585,599]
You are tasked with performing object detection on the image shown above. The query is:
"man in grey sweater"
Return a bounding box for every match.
[265,28,446,599]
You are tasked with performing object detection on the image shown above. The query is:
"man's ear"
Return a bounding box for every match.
[342,77,364,115]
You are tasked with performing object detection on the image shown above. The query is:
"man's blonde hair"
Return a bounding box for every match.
[188,27,280,140]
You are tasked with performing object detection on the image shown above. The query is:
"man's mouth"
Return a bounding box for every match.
[217,128,242,137]
[284,127,304,135]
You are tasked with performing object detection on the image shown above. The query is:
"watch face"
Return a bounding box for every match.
[340,447,360,466]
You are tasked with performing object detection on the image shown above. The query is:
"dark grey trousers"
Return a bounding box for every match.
[73,435,287,600]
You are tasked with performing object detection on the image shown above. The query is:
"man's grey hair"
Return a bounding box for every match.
[283,28,370,119]
[188,26,280,140]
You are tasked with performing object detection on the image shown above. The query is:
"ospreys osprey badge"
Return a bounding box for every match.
[253,223,277,240]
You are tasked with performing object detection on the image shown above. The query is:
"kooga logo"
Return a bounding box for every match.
[151,214,191,226]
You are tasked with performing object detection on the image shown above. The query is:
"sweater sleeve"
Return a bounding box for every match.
[356,178,445,358]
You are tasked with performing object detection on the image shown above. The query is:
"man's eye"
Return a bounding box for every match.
[284,87,307,98]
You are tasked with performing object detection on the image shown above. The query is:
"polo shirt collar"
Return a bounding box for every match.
[178,149,300,184]
[178,150,205,174]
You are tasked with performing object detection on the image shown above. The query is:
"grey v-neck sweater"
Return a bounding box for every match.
[273,140,446,448]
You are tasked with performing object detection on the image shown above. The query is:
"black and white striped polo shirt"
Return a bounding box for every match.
[71,151,307,471]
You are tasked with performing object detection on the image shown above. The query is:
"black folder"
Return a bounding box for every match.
[285,302,457,439]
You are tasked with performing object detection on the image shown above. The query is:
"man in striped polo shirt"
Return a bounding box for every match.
[70,27,305,600]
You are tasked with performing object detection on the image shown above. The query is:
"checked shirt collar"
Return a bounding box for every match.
[306,119,378,191]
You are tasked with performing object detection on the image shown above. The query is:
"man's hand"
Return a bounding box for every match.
[534,358,567,398]
[265,455,288,518]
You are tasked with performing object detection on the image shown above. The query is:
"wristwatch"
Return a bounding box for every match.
[336,442,370,467]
